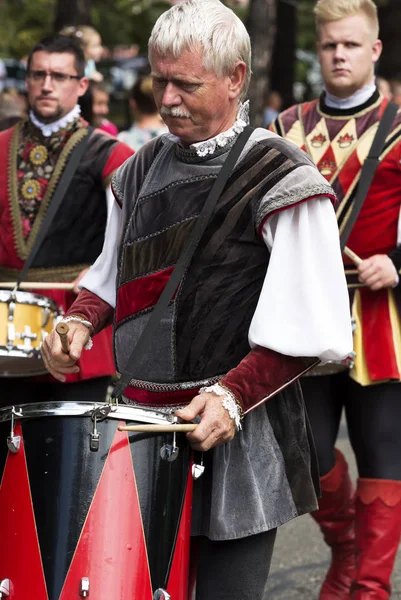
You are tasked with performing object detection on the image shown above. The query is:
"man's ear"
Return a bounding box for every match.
[228,61,247,101]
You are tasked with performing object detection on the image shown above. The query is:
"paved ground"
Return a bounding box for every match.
[265,421,401,599]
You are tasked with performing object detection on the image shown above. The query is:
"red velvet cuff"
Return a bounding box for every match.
[64,288,114,336]
[219,346,318,415]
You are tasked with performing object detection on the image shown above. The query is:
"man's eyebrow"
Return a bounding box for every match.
[151,73,201,85]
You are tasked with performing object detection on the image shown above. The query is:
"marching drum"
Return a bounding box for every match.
[0,402,193,600]
[0,289,60,377]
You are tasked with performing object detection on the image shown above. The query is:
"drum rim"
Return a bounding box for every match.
[0,289,58,310]
[0,401,175,424]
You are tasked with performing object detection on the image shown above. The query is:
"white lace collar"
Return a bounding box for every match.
[29,104,81,137]
[190,101,250,158]
[323,81,376,110]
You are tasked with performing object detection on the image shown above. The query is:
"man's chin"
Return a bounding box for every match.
[32,107,62,124]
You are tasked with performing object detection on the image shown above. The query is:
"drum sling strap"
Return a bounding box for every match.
[14,126,94,290]
[112,125,254,401]
[340,101,398,252]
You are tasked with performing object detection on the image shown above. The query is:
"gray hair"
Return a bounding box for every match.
[148,0,251,101]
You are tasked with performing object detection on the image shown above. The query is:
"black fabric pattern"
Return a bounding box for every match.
[32,131,118,268]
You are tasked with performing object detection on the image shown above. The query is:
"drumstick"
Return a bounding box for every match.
[344,246,363,266]
[56,322,70,353]
[118,424,197,433]
[0,282,75,290]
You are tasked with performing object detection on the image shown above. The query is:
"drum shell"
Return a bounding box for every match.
[0,290,59,377]
[0,403,192,599]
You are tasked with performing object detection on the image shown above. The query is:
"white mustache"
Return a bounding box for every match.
[160,106,191,118]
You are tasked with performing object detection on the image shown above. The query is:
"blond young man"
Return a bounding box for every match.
[272,1,401,598]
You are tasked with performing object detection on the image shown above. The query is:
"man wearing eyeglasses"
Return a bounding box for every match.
[0,35,133,405]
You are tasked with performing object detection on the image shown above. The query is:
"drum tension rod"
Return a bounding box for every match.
[90,413,100,452]
[89,405,113,452]
[160,417,180,462]
[7,407,23,454]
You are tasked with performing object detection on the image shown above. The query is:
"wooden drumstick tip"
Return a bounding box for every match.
[56,321,70,353]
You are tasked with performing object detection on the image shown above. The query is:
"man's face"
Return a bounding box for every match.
[26,51,88,123]
[151,47,244,147]
[317,13,382,99]
[92,89,109,127]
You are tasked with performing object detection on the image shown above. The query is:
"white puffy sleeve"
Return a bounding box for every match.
[79,185,120,307]
[248,197,353,361]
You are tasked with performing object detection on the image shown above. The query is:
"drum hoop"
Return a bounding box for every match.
[0,347,42,358]
[0,289,58,310]
[0,401,175,425]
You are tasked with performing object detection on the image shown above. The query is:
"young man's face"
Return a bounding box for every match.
[317,12,382,99]
[26,51,88,123]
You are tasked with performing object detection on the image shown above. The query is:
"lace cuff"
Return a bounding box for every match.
[199,383,243,431]
[60,316,93,350]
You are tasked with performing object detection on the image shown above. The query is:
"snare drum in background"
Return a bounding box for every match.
[0,289,60,377]
[0,402,193,600]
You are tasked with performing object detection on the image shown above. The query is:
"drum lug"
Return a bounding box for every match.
[160,430,179,462]
[79,577,90,597]
[192,452,205,480]
[7,296,15,322]
[90,414,100,452]
[153,589,171,600]
[7,407,23,454]
[7,435,21,454]
[0,578,11,598]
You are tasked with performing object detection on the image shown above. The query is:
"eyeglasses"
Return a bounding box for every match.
[27,70,82,84]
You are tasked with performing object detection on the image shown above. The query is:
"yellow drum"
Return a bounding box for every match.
[0,289,60,376]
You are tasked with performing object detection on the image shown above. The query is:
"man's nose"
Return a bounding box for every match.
[41,73,55,92]
[334,44,346,61]
[161,82,181,107]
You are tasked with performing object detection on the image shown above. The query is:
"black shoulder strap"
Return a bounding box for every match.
[112,125,254,401]
[340,101,398,251]
[16,126,94,289]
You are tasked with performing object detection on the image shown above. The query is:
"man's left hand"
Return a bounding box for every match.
[175,392,237,451]
[358,254,398,291]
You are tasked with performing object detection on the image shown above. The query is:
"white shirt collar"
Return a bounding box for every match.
[29,104,81,137]
[323,80,376,110]
[190,101,250,157]
[168,101,250,158]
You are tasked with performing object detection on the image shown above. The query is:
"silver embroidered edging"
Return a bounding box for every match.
[60,316,93,350]
[199,383,242,431]
[190,101,250,158]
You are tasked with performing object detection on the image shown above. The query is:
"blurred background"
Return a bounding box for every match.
[0,0,399,130]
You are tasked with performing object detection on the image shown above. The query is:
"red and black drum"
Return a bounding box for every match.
[0,402,193,600]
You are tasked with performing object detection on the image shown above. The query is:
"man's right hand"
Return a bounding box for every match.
[41,322,90,382]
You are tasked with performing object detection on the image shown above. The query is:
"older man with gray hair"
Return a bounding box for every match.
[42,1,352,597]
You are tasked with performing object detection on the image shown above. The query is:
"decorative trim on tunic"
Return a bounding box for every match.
[0,263,90,283]
[8,121,89,261]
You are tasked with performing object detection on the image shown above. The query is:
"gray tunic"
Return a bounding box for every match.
[112,128,328,540]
